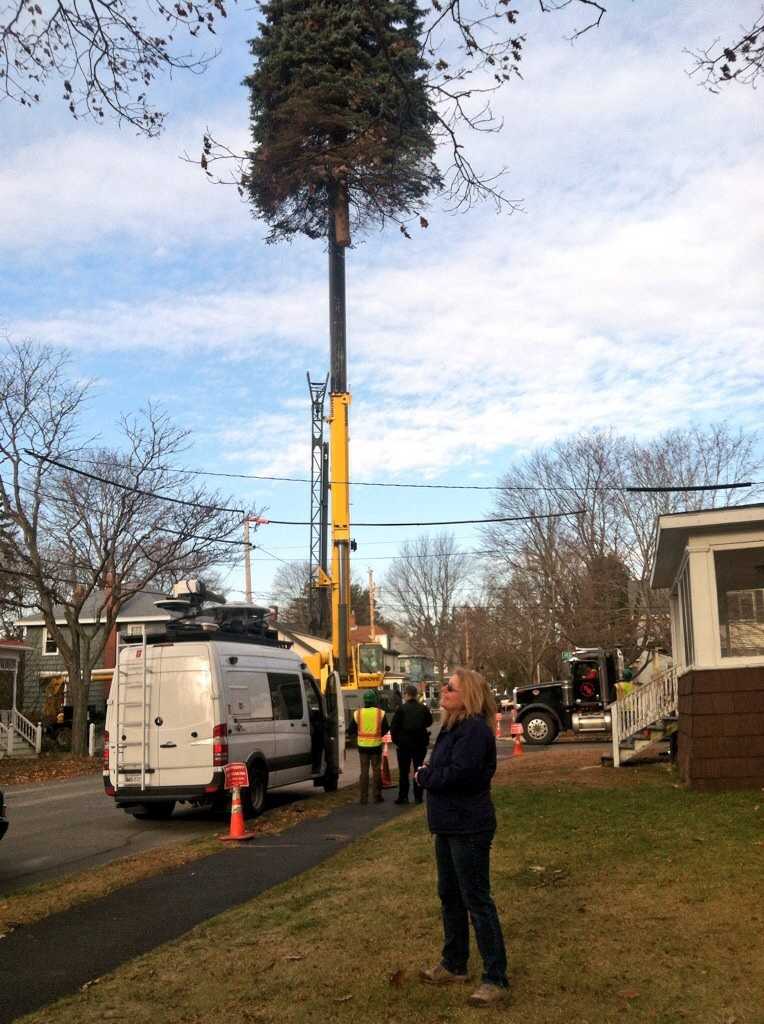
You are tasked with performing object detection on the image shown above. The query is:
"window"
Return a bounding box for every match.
[358,643,384,674]
[677,560,695,667]
[268,673,304,720]
[42,627,58,656]
[715,548,764,658]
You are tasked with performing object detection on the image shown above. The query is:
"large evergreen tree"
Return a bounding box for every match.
[243,0,441,243]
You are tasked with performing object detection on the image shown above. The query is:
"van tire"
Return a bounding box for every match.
[322,773,339,793]
[244,767,267,817]
[131,801,176,820]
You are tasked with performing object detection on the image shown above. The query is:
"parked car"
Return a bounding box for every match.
[0,788,8,841]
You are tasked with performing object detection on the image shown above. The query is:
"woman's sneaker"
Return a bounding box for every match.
[468,982,509,1006]
[419,964,469,985]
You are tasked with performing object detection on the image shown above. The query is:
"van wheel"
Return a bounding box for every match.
[244,767,267,817]
[322,773,339,793]
[131,801,176,820]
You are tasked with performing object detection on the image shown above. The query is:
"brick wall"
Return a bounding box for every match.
[678,666,764,790]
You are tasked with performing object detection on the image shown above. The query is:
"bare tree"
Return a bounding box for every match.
[1,0,229,133]
[484,426,763,676]
[687,6,764,91]
[271,559,312,632]
[384,532,470,679]
[0,338,246,753]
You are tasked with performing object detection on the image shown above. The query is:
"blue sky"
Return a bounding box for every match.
[3,0,763,606]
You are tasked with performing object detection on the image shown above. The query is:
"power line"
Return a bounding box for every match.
[1,476,251,549]
[261,510,586,528]
[24,451,247,515]
[55,453,757,495]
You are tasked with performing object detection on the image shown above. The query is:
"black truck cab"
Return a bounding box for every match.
[513,648,623,744]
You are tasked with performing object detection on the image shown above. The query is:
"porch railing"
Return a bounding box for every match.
[611,665,678,767]
[12,708,43,753]
[0,708,43,755]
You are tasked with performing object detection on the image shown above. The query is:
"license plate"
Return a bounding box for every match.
[122,773,142,785]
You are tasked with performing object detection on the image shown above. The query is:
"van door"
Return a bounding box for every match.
[225,668,275,768]
[324,670,346,779]
[111,643,157,791]
[267,671,312,785]
[154,645,215,789]
[303,674,325,775]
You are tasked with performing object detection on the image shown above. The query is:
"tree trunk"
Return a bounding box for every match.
[333,181,351,247]
[60,633,94,756]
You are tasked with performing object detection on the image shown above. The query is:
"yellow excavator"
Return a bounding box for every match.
[302,209,385,698]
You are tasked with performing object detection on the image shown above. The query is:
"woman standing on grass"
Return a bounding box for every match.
[415,667,509,1007]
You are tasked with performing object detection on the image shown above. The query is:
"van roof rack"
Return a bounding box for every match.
[126,595,292,650]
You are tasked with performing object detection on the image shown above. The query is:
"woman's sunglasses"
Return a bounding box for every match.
[443,682,460,693]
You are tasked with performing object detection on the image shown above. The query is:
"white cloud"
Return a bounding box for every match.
[5,0,763,487]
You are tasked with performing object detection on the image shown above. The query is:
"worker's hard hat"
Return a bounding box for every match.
[363,690,377,707]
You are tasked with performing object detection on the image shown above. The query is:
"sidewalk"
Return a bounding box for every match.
[0,796,414,1024]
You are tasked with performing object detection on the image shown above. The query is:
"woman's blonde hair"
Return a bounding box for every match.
[441,667,496,732]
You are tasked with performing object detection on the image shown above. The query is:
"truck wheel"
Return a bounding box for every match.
[322,773,339,793]
[55,727,72,751]
[131,801,176,820]
[244,767,267,817]
[521,711,558,745]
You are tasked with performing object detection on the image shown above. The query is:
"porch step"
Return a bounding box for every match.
[1,732,39,758]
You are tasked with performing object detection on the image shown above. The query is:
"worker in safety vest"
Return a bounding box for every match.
[353,690,390,805]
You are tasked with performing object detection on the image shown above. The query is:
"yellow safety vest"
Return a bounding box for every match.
[355,707,384,747]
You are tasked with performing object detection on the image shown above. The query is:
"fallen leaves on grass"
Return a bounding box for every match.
[0,755,102,787]
[618,988,640,1000]
[335,994,353,1003]
[388,969,404,988]
[284,954,305,962]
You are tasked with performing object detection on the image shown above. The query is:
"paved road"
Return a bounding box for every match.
[0,747,369,895]
[0,726,603,894]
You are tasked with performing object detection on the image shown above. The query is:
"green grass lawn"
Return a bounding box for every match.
[21,778,764,1024]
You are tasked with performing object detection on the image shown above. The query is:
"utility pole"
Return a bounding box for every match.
[368,567,376,640]
[243,518,252,604]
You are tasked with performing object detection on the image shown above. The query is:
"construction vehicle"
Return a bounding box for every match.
[512,647,624,744]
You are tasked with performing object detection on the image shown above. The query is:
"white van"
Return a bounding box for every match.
[103,635,345,819]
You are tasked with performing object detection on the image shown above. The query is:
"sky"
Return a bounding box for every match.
[3,0,763,609]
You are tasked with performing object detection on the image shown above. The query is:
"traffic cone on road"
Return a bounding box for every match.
[495,715,503,739]
[381,734,395,789]
[219,786,256,842]
[512,731,524,758]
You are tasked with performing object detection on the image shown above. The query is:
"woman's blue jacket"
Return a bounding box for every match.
[418,715,497,835]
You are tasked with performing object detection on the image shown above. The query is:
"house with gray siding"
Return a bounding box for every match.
[14,591,175,721]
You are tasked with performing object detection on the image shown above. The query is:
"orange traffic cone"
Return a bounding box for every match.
[219,786,256,842]
[512,731,524,758]
[495,714,503,739]
[381,734,395,789]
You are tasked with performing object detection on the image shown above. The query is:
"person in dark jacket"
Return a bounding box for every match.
[415,667,509,1007]
[390,684,432,805]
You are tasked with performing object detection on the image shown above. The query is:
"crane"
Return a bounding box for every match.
[304,212,386,695]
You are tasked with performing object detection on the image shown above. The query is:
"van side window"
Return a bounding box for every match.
[268,673,304,720]
[228,671,273,720]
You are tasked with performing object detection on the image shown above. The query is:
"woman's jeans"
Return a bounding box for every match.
[434,831,509,987]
